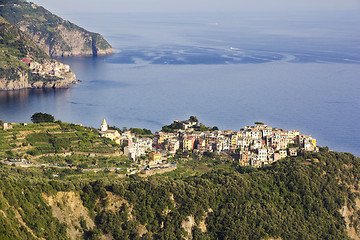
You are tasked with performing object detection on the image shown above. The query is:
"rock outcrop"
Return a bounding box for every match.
[0,73,78,90]
[1,0,114,57]
[43,192,95,240]
[20,20,114,57]
[0,0,115,90]
[0,71,29,90]
[0,17,78,90]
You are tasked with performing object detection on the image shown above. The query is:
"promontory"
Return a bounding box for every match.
[0,0,114,90]
[0,0,114,57]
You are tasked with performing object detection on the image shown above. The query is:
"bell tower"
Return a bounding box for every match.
[101,118,108,131]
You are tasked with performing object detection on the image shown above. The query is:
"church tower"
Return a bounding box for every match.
[101,118,108,132]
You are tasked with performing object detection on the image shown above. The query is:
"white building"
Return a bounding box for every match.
[101,118,108,131]
[258,148,268,162]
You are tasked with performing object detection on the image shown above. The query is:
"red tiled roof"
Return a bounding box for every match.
[21,58,31,64]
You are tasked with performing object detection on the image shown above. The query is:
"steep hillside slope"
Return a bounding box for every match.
[0,143,359,239]
[0,0,114,57]
[0,17,77,90]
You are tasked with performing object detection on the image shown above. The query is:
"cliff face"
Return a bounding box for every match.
[0,0,115,90]
[0,17,78,90]
[0,70,30,90]
[0,1,114,57]
[0,69,77,90]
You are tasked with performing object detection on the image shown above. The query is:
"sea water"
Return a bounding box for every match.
[0,11,359,156]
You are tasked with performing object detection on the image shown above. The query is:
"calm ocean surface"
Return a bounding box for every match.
[0,12,359,156]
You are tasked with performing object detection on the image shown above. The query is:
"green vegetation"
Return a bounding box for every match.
[0,0,112,57]
[288,142,300,148]
[0,16,50,81]
[0,167,68,239]
[131,128,152,136]
[0,121,120,162]
[161,121,183,133]
[192,123,219,132]
[0,150,358,239]
[0,0,112,87]
[0,119,360,239]
[189,116,199,123]
[68,151,360,239]
[161,116,218,133]
[31,112,55,123]
[0,16,48,60]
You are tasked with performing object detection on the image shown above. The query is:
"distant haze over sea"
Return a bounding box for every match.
[0,11,359,156]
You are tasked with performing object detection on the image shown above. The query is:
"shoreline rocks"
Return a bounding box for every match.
[0,69,79,91]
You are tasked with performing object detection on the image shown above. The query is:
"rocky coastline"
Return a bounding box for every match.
[0,75,78,90]
[0,60,79,91]
[0,0,114,91]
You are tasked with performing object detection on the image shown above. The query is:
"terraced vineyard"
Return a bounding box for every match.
[0,121,130,168]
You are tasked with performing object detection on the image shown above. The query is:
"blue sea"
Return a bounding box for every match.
[0,11,359,156]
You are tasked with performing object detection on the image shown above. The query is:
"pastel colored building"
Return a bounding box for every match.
[149,152,162,165]
[183,137,195,151]
[279,150,287,159]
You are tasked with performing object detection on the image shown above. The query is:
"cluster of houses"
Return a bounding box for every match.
[21,57,71,78]
[99,118,318,167]
[99,119,157,163]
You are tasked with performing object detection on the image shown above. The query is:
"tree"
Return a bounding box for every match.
[109,126,122,133]
[189,116,199,123]
[5,150,15,159]
[287,143,300,149]
[130,128,152,136]
[31,112,55,123]
[319,146,329,152]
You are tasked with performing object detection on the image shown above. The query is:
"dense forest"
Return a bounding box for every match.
[0,149,359,239]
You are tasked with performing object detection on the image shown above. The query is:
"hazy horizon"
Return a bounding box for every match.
[29,0,360,15]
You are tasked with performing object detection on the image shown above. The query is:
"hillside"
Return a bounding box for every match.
[0,121,127,169]
[0,121,360,239]
[0,17,78,90]
[0,0,114,57]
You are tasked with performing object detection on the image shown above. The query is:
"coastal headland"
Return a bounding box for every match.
[0,0,114,90]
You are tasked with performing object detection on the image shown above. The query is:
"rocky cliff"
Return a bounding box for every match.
[0,67,77,90]
[0,17,78,90]
[0,0,114,57]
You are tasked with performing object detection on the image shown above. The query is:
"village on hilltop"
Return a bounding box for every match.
[99,117,318,167]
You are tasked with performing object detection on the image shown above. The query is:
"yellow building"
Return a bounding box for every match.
[157,132,166,145]
[149,152,162,165]
[183,138,194,151]
[114,137,121,145]
[231,135,238,147]
[311,139,317,147]
[239,152,249,166]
